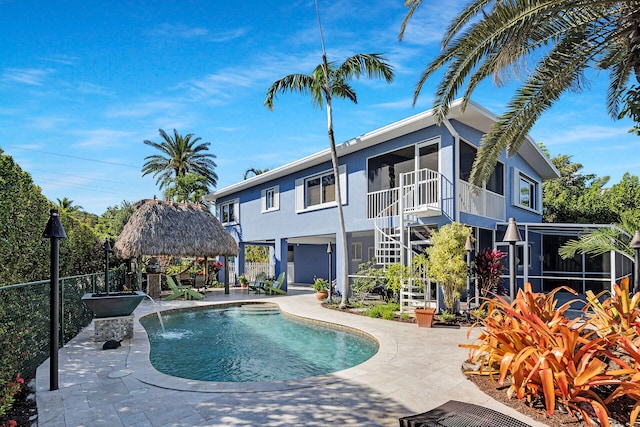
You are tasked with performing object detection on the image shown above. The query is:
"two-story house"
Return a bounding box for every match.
[207,99,632,309]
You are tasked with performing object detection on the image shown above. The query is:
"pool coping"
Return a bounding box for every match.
[129,299,398,393]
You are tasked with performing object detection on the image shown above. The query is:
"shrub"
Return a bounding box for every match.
[367,303,400,320]
[0,373,23,418]
[473,248,506,298]
[462,283,621,426]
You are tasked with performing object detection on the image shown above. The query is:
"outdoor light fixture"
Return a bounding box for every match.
[464,235,474,308]
[327,242,333,303]
[631,231,640,294]
[43,209,67,391]
[103,238,112,295]
[503,217,521,300]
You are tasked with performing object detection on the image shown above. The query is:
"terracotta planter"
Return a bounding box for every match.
[414,307,436,327]
[316,290,329,301]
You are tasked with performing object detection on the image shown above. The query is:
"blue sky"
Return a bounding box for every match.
[1,0,637,215]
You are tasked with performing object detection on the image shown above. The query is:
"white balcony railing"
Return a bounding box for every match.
[458,180,505,220]
[367,168,441,219]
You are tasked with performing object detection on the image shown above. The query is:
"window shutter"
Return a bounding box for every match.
[338,164,347,204]
[273,185,280,210]
[295,179,304,212]
[260,189,266,213]
[233,199,240,223]
[512,167,520,206]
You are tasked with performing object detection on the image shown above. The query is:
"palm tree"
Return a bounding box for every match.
[265,53,394,307]
[559,214,640,259]
[56,197,82,213]
[399,0,640,187]
[142,129,218,191]
[243,168,270,180]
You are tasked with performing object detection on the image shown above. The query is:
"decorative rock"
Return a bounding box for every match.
[94,314,134,342]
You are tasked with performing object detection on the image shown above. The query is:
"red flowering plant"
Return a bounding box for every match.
[195,259,223,276]
[473,248,507,298]
[0,373,24,420]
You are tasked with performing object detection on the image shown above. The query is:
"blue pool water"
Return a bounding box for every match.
[140,305,378,382]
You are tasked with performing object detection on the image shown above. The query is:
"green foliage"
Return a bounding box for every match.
[399,0,640,188]
[94,200,134,240]
[473,248,506,298]
[366,302,400,320]
[142,128,218,191]
[352,259,384,302]
[245,245,269,263]
[426,222,471,313]
[618,85,640,136]
[312,277,328,291]
[384,263,412,296]
[0,151,53,286]
[163,172,209,203]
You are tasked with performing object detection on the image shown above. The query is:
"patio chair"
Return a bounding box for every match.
[264,272,286,295]
[165,275,204,301]
[248,272,270,294]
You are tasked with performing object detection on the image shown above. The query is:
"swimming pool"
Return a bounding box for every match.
[140,304,379,382]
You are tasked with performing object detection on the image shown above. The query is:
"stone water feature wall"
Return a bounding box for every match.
[94,314,134,341]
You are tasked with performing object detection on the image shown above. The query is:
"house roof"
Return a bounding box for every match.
[207,99,559,201]
[113,198,239,258]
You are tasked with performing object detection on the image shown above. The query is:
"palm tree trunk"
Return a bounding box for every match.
[325,101,349,308]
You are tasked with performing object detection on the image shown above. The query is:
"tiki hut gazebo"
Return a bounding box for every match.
[113,198,239,297]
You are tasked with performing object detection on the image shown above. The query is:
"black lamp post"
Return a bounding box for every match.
[103,238,112,295]
[327,242,333,303]
[465,234,474,309]
[43,209,67,391]
[503,217,522,300]
[631,231,640,294]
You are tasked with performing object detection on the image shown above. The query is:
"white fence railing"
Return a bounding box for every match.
[228,262,274,283]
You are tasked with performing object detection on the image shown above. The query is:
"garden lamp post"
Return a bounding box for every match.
[327,242,333,303]
[103,238,112,295]
[465,234,474,308]
[630,231,640,294]
[503,217,521,300]
[43,209,67,391]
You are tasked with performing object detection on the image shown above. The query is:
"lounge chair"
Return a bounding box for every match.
[248,272,270,294]
[165,275,204,301]
[264,272,286,295]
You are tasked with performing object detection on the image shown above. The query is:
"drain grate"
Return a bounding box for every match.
[399,400,532,427]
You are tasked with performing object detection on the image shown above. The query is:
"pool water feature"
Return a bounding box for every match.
[140,304,378,382]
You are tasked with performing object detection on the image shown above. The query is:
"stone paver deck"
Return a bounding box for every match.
[35,286,547,426]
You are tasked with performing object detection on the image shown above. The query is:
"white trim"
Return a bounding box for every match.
[295,164,347,213]
[219,198,240,225]
[512,167,541,213]
[351,242,362,261]
[261,185,280,213]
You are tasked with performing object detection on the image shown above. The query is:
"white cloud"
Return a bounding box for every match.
[2,68,52,86]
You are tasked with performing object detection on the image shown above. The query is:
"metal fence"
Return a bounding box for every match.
[0,269,126,381]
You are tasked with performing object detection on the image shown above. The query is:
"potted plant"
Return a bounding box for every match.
[313,277,329,301]
[238,275,249,288]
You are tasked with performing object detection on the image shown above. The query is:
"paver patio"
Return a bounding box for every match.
[35,286,547,426]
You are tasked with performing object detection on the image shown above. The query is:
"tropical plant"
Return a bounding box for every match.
[265,44,394,307]
[312,277,328,291]
[56,197,83,213]
[352,259,385,303]
[463,283,620,426]
[142,128,218,191]
[366,302,400,320]
[243,168,269,180]
[473,248,506,298]
[584,277,640,341]
[163,172,209,204]
[559,212,640,260]
[399,0,640,188]
[425,222,472,314]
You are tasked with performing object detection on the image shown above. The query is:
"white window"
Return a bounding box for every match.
[261,185,280,213]
[219,199,239,224]
[351,242,362,261]
[513,168,540,212]
[295,165,347,212]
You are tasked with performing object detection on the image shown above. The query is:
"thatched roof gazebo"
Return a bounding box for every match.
[113,198,239,296]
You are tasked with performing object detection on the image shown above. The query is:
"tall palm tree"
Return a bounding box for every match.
[265,53,394,307]
[243,168,270,180]
[142,129,218,191]
[400,0,640,187]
